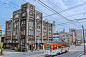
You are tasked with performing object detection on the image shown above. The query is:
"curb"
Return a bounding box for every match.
[77,52,84,57]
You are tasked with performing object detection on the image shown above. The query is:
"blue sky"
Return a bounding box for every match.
[0,0,86,32]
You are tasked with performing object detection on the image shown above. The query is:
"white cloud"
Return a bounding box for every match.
[54,0,68,9]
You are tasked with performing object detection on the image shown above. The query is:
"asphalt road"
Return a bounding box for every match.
[57,51,83,57]
[2,51,44,57]
[2,45,84,57]
[57,46,84,57]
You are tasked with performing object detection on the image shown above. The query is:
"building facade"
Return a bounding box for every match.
[4,19,13,49]
[69,28,82,42]
[5,2,53,51]
[59,32,76,44]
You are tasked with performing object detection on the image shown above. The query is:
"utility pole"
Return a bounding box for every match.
[38,32,40,51]
[31,34,33,52]
[21,40,22,52]
[82,25,86,55]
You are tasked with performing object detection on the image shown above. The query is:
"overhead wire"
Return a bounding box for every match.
[1,0,81,29]
[44,1,86,18]
[35,0,81,27]
[46,0,81,26]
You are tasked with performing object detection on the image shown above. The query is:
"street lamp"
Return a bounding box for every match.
[83,13,86,55]
[82,25,86,55]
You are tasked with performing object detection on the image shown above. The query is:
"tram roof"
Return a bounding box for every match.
[53,41,65,43]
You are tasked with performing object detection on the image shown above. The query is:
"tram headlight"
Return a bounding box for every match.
[50,49,52,51]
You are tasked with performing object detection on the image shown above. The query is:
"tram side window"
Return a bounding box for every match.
[62,45,64,48]
[55,45,57,49]
[50,45,52,49]
[57,45,58,49]
[53,45,54,50]
[66,44,69,47]
[58,45,61,49]
[44,45,50,49]
[44,45,46,49]
[61,45,64,48]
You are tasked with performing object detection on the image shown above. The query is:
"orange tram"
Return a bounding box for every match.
[44,41,69,55]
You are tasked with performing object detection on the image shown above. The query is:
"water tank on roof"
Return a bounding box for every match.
[43,19,46,21]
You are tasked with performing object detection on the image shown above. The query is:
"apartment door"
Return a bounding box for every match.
[12,45,16,50]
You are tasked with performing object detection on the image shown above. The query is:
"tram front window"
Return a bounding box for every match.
[46,46,50,49]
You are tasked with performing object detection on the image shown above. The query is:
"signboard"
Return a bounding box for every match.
[0,25,2,30]
[0,30,2,36]
[0,43,3,47]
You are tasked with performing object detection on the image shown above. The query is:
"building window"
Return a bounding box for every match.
[63,35,65,37]
[21,30,25,35]
[21,30,23,35]
[49,27,51,30]
[15,14,19,18]
[36,31,40,36]
[36,15,40,19]
[13,31,16,36]
[24,30,25,35]
[7,32,10,36]
[71,30,75,33]
[8,24,11,29]
[21,21,25,27]
[49,34,51,37]
[39,23,40,28]
[37,23,40,29]
[43,39,47,42]
[66,35,68,37]
[43,25,46,30]
[16,22,18,25]
[37,23,38,28]
[14,23,16,28]
[29,30,33,35]
[43,32,46,36]
[29,22,33,27]
[21,39,25,45]
[22,12,26,17]
[70,35,72,36]
[30,5,33,9]
[23,21,25,26]
[16,35,17,39]
[16,22,18,29]
[30,12,33,16]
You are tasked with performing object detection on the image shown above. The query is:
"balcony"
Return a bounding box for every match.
[6,37,11,39]
[29,17,34,20]
[13,38,18,40]
[13,41,19,43]
[5,40,12,43]
[21,18,26,20]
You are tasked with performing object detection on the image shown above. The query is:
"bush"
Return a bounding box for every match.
[0,48,3,54]
[18,48,26,51]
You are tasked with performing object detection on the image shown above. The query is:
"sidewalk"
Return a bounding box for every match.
[3,49,44,56]
[81,55,86,57]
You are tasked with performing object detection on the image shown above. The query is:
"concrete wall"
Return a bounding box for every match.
[59,32,73,43]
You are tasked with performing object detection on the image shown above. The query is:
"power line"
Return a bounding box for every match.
[67,12,86,17]
[35,0,80,27]
[0,0,18,9]
[44,1,86,18]
[23,0,81,27]
[23,0,80,28]
[7,0,20,7]
[36,8,72,27]
[23,0,73,28]
[46,0,81,26]
[4,0,80,28]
